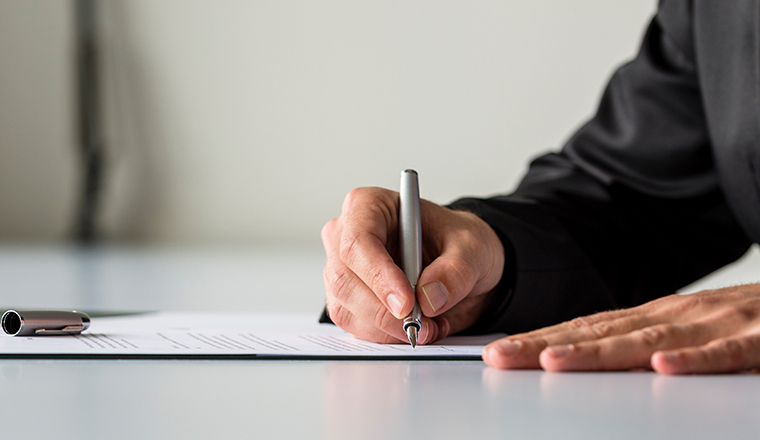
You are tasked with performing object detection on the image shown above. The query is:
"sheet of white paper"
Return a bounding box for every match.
[0,312,503,359]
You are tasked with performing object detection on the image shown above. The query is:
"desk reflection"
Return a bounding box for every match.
[482,368,760,439]
[2,359,759,440]
[324,362,411,439]
[651,374,760,439]
[323,361,490,440]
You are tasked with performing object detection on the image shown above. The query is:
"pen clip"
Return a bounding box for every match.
[34,325,86,335]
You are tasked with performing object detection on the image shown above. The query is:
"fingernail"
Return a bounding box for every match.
[658,351,680,363]
[547,344,574,358]
[421,281,449,312]
[494,340,522,356]
[419,320,431,344]
[387,293,406,318]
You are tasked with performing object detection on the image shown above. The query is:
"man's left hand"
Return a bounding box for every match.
[483,284,760,374]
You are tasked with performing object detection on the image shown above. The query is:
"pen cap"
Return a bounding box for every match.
[1,310,91,336]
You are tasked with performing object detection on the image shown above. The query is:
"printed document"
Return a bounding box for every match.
[0,312,501,360]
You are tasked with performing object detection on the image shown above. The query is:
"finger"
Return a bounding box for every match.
[417,254,476,317]
[338,189,415,318]
[416,209,503,317]
[325,301,403,344]
[652,333,760,375]
[513,307,646,341]
[483,314,656,369]
[538,322,716,372]
[321,217,340,256]
[340,232,412,318]
[324,259,439,345]
[433,316,451,342]
[321,201,411,324]
[324,258,408,342]
[483,338,529,369]
[420,318,440,345]
[328,301,440,346]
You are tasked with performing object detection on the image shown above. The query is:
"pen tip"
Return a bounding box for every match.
[407,326,417,349]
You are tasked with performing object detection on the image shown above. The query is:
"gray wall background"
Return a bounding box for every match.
[0,0,658,245]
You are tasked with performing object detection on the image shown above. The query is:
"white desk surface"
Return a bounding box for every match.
[1,245,759,440]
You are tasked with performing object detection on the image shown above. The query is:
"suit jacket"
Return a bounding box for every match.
[452,0,757,334]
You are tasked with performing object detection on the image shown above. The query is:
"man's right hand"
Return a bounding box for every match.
[321,187,505,345]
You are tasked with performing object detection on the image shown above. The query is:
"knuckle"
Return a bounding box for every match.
[371,301,399,331]
[721,304,758,322]
[680,292,723,310]
[343,187,390,211]
[717,339,747,366]
[323,264,353,300]
[639,295,676,308]
[741,302,760,321]
[339,232,362,265]
[694,292,724,307]
[449,228,487,262]
[654,293,713,316]
[326,302,349,329]
[587,322,614,339]
[366,262,387,294]
[343,187,366,207]
[635,326,668,348]
[568,316,596,330]
[321,218,339,244]
[593,310,619,321]
[457,228,481,249]
[634,295,673,315]
[657,295,693,314]
[373,261,399,295]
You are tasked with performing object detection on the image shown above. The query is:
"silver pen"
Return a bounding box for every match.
[399,169,423,348]
[1,310,91,336]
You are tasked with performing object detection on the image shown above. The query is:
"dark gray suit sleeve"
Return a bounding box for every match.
[452,0,752,335]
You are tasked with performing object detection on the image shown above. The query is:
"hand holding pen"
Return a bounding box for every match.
[321,171,505,345]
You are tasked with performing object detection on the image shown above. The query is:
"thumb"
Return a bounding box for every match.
[417,251,482,317]
[415,209,504,318]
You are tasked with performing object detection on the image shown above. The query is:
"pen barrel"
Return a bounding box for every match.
[1,310,91,336]
[399,170,422,289]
